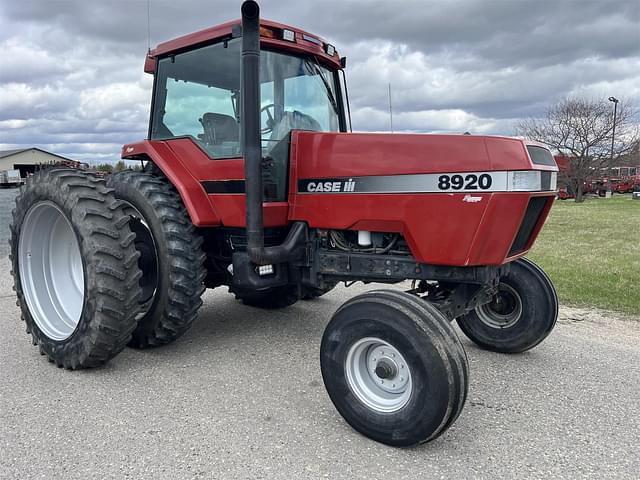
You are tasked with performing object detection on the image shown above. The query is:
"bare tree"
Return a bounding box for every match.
[516,97,638,202]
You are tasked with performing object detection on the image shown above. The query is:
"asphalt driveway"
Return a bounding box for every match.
[1,255,638,479]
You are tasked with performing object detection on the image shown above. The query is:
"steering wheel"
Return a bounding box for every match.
[261,103,275,135]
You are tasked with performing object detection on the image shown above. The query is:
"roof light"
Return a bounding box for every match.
[282,29,295,42]
[302,34,322,45]
[325,44,335,56]
[260,26,275,38]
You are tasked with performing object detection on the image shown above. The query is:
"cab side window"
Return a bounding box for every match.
[151,40,242,159]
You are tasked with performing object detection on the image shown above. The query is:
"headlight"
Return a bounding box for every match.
[509,171,542,191]
[507,171,557,192]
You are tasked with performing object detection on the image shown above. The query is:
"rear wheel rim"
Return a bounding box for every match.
[18,201,84,341]
[476,283,523,329]
[121,201,158,312]
[345,337,412,413]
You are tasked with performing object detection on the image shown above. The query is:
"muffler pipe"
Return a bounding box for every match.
[241,0,305,265]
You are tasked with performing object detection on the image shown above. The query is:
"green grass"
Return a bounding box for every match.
[528,194,640,317]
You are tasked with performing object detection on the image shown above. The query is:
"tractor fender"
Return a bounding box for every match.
[121,140,221,226]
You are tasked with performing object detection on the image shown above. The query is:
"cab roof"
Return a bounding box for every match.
[145,19,341,74]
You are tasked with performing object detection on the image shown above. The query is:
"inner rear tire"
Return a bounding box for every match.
[232,281,337,307]
[107,170,206,348]
[456,257,558,353]
[302,282,337,300]
[321,290,468,447]
[10,169,142,369]
[230,284,299,309]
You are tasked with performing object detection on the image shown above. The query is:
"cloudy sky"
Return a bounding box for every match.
[1,0,639,163]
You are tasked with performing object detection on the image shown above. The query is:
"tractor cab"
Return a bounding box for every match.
[145,20,347,201]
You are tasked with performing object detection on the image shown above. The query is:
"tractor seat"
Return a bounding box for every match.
[199,113,239,145]
[269,110,322,148]
[263,111,322,201]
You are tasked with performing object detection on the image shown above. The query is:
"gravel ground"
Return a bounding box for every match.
[0,253,639,479]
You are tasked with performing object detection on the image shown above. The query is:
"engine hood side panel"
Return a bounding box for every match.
[289,132,556,266]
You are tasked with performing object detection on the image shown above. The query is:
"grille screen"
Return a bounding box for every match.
[508,197,549,256]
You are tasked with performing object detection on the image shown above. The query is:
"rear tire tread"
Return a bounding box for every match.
[107,170,206,349]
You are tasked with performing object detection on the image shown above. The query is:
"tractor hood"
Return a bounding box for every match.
[289,131,558,266]
[291,132,557,195]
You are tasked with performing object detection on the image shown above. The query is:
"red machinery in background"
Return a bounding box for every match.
[555,155,639,199]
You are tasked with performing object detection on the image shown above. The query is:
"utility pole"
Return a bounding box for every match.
[607,96,619,195]
[388,83,393,133]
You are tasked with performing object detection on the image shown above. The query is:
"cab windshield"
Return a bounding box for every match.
[150,38,342,158]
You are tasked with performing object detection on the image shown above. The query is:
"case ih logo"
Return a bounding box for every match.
[301,179,356,193]
[298,171,556,194]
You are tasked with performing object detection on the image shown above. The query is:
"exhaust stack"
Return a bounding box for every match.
[241,0,305,265]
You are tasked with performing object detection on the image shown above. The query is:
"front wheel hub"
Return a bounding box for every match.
[345,338,412,413]
[476,283,523,329]
[374,359,397,379]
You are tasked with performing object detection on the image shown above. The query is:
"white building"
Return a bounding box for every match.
[0,148,76,178]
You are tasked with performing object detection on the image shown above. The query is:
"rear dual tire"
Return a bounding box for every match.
[321,290,468,447]
[10,169,143,369]
[10,168,208,368]
[107,170,206,348]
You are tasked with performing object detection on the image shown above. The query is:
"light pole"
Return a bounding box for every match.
[607,96,619,195]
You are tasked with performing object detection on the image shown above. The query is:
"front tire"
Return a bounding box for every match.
[456,257,558,353]
[107,170,206,348]
[321,290,468,447]
[10,169,142,369]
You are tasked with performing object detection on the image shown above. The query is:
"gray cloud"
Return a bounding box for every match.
[0,0,638,162]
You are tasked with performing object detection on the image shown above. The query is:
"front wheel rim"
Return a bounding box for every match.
[345,337,412,413]
[476,283,523,329]
[18,201,84,341]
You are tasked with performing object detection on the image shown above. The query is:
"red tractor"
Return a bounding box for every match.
[10,2,559,446]
[613,180,634,193]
